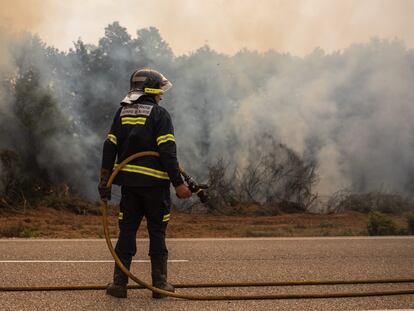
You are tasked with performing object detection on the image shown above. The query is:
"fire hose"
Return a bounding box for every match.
[1,151,414,300]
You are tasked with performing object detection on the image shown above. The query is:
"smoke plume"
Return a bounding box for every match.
[0,22,413,202]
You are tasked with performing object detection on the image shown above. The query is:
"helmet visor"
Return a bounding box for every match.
[160,74,172,93]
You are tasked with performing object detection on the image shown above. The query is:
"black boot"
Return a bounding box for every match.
[106,257,131,298]
[151,255,175,299]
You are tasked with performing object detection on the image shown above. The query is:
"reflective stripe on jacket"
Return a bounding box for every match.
[101,95,183,187]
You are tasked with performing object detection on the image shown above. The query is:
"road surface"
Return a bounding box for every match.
[0,237,413,310]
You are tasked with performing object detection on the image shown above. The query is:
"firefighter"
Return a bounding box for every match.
[98,68,192,299]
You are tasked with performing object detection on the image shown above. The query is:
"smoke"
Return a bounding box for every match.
[0,31,100,197]
[0,22,413,201]
[229,42,414,195]
[170,40,414,198]
[0,29,16,149]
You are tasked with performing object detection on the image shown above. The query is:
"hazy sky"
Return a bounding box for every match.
[1,0,413,55]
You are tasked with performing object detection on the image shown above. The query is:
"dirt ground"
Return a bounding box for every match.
[0,206,410,238]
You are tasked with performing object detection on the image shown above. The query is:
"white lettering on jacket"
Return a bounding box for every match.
[121,104,153,117]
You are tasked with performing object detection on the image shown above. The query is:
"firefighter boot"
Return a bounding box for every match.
[106,258,132,298]
[151,255,175,298]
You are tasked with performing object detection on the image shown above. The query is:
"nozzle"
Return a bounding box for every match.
[180,170,209,203]
[195,188,209,203]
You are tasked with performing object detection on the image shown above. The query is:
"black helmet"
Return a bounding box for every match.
[129,68,172,95]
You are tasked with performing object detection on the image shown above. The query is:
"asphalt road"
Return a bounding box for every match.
[0,237,413,310]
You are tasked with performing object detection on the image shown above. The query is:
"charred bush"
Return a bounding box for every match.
[41,193,100,215]
[332,191,410,214]
[326,190,351,213]
[238,142,318,212]
[205,158,239,213]
[278,201,306,213]
[206,141,318,214]
[0,148,54,208]
[0,149,22,201]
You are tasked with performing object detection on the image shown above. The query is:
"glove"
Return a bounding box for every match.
[98,168,112,200]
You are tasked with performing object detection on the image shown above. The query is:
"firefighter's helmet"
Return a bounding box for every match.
[129,69,172,95]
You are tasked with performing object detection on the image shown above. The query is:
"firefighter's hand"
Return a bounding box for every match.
[98,184,112,201]
[98,168,112,201]
[175,184,192,199]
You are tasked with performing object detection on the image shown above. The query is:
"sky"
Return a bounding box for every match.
[1,0,414,56]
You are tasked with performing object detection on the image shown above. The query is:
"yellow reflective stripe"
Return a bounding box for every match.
[157,134,175,144]
[114,164,170,180]
[118,212,123,220]
[163,214,170,222]
[157,137,175,145]
[144,87,162,94]
[156,134,175,146]
[121,117,147,125]
[107,134,117,145]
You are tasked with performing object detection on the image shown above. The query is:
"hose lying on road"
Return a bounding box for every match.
[1,151,414,300]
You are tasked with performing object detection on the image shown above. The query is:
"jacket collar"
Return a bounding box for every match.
[120,92,156,106]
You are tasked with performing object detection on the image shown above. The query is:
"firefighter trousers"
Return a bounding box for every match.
[114,186,171,261]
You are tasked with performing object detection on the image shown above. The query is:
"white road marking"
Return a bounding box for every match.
[0,260,188,263]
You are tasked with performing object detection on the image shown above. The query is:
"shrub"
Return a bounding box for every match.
[0,224,39,238]
[367,211,396,235]
[334,192,410,214]
[206,142,319,214]
[41,193,101,215]
[407,212,414,234]
[0,149,23,200]
[397,228,409,235]
[205,158,239,213]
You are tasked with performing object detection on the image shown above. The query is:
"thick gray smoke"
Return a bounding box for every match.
[228,42,414,196]
[172,41,414,199]
[0,23,413,201]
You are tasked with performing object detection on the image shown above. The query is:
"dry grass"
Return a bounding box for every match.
[1,206,410,238]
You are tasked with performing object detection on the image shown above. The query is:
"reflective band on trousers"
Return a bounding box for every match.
[156,134,175,146]
[107,134,117,145]
[114,164,170,180]
[121,117,147,125]
[163,213,170,222]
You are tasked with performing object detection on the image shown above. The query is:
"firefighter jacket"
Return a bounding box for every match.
[101,95,184,188]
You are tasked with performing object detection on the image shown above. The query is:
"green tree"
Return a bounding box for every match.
[134,27,173,66]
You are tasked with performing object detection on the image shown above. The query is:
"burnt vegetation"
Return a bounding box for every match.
[206,142,318,214]
[326,190,412,215]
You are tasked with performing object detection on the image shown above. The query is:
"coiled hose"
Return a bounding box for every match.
[99,151,414,300]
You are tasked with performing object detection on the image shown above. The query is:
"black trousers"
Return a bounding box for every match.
[114,186,171,260]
